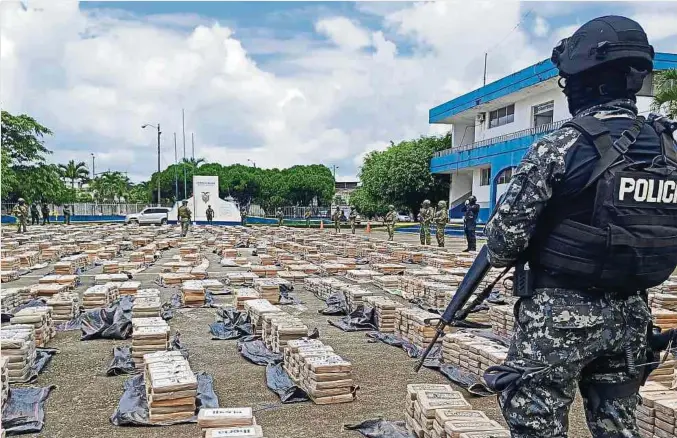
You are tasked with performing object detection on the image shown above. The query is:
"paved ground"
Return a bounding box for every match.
[7,225,592,438]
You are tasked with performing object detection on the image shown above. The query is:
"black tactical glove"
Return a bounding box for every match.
[648,328,677,352]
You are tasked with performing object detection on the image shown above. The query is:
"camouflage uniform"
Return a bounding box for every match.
[348,207,357,234]
[485,100,654,438]
[30,204,39,225]
[331,208,341,233]
[41,204,50,225]
[276,209,284,226]
[418,201,433,245]
[12,201,28,233]
[178,203,191,237]
[434,201,448,247]
[63,206,71,225]
[384,206,397,241]
[241,209,247,226]
[206,206,214,224]
[305,210,311,228]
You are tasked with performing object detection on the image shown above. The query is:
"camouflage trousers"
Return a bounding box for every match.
[420,224,431,245]
[350,220,356,234]
[180,220,190,237]
[386,224,395,241]
[334,221,340,233]
[435,225,445,247]
[16,217,27,233]
[278,218,284,226]
[499,289,650,438]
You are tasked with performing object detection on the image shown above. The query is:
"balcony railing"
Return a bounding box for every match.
[433,118,572,158]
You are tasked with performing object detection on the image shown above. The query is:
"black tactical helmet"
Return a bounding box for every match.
[551,16,654,78]
[469,195,477,204]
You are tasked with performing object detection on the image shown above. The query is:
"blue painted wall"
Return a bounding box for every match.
[448,204,490,223]
[1,215,125,224]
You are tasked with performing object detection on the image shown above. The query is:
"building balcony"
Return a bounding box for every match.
[433,118,571,158]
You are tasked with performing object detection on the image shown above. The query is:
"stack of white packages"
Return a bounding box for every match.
[132,289,162,318]
[0,325,36,382]
[10,307,54,347]
[198,407,263,438]
[45,292,80,323]
[132,317,170,369]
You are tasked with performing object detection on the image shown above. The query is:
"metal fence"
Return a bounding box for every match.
[1,202,161,217]
[433,119,571,158]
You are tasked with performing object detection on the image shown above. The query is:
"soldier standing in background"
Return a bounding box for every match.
[240,207,248,226]
[205,205,214,224]
[41,203,50,225]
[305,209,311,228]
[63,205,71,225]
[384,205,397,241]
[434,200,448,247]
[12,198,28,233]
[419,199,433,245]
[178,200,191,237]
[461,196,479,252]
[348,206,357,234]
[331,206,341,233]
[30,203,40,225]
[276,208,284,226]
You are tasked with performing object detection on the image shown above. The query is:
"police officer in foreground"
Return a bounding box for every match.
[178,200,191,237]
[461,195,479,252]
[484,16,677,438]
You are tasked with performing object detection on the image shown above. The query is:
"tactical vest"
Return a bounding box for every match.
[530,115,677,292]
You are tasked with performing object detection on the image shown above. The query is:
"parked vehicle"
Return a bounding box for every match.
[397,212,411,222]
[124,207,171,225]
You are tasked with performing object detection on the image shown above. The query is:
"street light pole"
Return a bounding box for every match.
[142,123,162,206]
[156,124,161,206]
[91,153,95,178]
[331,165,339,179]
[247,159,256,168]
[174,133,179,202]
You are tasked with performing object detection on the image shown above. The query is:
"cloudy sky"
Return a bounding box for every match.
[2,1,677,182]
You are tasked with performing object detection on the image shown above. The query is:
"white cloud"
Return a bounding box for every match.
[533,16,550,37]
[315,17,371,51]
[4,0,671,185]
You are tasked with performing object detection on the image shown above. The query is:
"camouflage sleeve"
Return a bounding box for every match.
[485,127,581,267]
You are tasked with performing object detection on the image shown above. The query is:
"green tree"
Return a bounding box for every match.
[58,160,90,188]
[13,164,70,204]
[358,134,451,216]
[349,186,388,218]
[127,182,151,203]
[91,171,131,203]
[1,111,52,165]
[653,69,677,117]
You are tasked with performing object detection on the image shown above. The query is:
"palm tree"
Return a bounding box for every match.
[182,157,206,168]
[58,160,90,188]
[90,171,131,203]
[652,69,677,118]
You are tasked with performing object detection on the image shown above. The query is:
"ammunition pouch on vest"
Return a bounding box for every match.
[529,115,677,292]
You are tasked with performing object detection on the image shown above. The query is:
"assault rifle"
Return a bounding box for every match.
[414,245,512,372]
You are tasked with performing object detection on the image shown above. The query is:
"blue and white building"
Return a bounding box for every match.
[429,52,677,223]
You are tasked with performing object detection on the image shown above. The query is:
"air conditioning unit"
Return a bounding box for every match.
[477,113,486,124]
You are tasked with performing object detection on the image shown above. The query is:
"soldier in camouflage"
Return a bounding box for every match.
[205,205,214,224]
[41,203,50,225]
[30,203,40,225]
[434,200,447,247]
[331,206,341,233]
[276,208,284,226]
[240,207,248,226]
[304,209,311,228]
[12,198,28,233]
[484,16,675,438]
[418,200,433,246]
[384,205,397,241]
[178,200,191,237]
[63,205,71,225]
[348,206,358,234]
